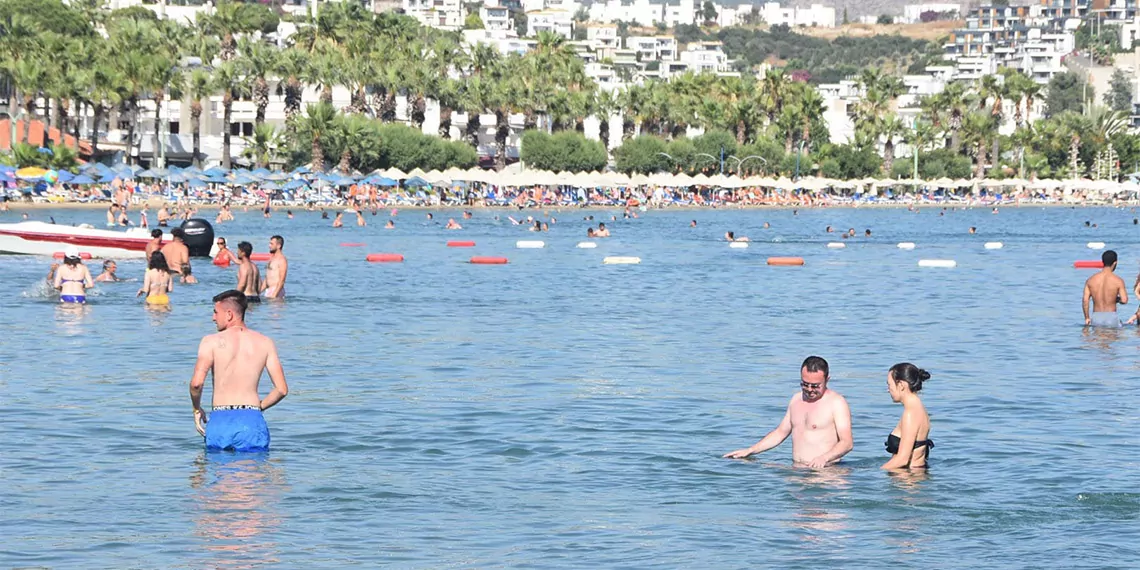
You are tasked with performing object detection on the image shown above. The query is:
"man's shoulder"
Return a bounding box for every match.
[825,390,850,408]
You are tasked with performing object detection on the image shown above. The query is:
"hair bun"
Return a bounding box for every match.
[919,369,931,381]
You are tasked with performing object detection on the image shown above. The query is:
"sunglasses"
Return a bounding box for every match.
[800,381,824,390]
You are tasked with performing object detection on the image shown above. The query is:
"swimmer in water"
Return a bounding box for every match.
[95,260,121,282]
[530,220,541,232]
[725,231,750,242]
[333,212,343,228]
[426,213,434,221]
[161,228,190,276]
[587,227,596,237]
[54,247,94,304]
[145,229,164,262]
[356,210,366,227]
[826,225,833,233]
[321,210,329,220]
[882,363,933,470]
[690,220,697,227]
[261,235,287,299]
[865,229,871,237]
[157,205,170,226]
[463,211,472,219]
[287,210,293,219]
[137,251,173,305]
[595,223,610,237]
[236,241,261,303]
[1083,250,1128,327]
[385,220,395,229]
[723,356,852,468]
[968,227,976,234]
[263,196,271,218]
[446,218,462,230]
[847,228,855,237]
[106,204,117,227]
[214,238,238,267]
[180,265,198,284]
[763,222,770,229]
[189,289,289,452]
[541,222,549,231]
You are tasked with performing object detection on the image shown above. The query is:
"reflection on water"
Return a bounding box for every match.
[783,466,852,540]
[54,303,93,335]
[1081,325,1125,352]
[190,453,287,569]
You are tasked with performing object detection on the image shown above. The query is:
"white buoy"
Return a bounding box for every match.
[1088,242,1106,250]
[603,256,641,265]
[577,241,597,249]
[984,242,1003,250]
[516,240,545,249]
[729,242,749,249]
[897,242,916,250]
[918,259,957,268]
[827,242,846,249]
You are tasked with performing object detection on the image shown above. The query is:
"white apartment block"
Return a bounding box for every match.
[526,9,574,38]
[626,36,679,63]
[480,3,514,32]
[588,0,662,26]
[759,2,836,27]
[587,24,621,60]
[663,0,697,27]
[403,0,465,31]
[678,42,735,74]
[902,3,962,23]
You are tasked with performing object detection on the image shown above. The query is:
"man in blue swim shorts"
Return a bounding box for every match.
[189,290,289,452]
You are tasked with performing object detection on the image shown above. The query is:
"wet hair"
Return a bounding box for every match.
[182,264,192,276]
[212,289,248,319]
[727,231,735,239]
[102,260,115,270]
[890,362,930,393]
[599,222,606,228]
[801,356,829,378]
[151,229,163,239]
[237,241,253,258]
[1102,250,1118,267]
[270,234,284,248]
[149,251,170,272]
[171,228,186,241]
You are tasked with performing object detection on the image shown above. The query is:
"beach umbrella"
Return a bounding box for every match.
[68,174,96,185]
[15,166,48,179]
[404,176,431,187]
[188,179,207,188]
[382,167,406,179]
[203,167,228,177]
[282,179,309,190]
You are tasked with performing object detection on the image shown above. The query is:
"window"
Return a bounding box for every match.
[169,122,180,134]
[230,122,254,136]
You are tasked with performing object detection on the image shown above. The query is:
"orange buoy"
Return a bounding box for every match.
[448,240,476,247]
[470,256,508,264]
[53,252,92,259]
[340,242,366,247]
[1074,260,1104,269]
[366,253,404,263]
[767,257,804,266]
[250,253,271,262]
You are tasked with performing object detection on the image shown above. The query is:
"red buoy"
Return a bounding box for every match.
[1074,260,1104,269]
[767,257,805,266]
[448,241,476,247]
[53,252,92,259]
[366,253,404,263]
[250,253,272,262]
[470,256,508,264]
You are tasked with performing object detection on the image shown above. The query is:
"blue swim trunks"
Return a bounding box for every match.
[60,295,86,304]
[205,408,270,452]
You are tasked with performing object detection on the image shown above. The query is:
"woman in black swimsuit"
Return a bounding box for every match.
[882,363,933,470]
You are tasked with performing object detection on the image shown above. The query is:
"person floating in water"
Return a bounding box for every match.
[189,290,289,452]
[723,356,853,468]
[881,363,933,470]
[54,247,94,304]
[1083,250,1128,327]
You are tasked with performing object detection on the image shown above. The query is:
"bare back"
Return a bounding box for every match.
[202,328,276,407]
[1085,270,1127,313]
[161,241,189,273]
[787,391,849,464]
[237,259,261,297]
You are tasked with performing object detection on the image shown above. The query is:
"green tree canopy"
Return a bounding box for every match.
[1046,72,1087,117]
[614,136,669,174]
[1105,69,1133,113]
[521,130,607,172]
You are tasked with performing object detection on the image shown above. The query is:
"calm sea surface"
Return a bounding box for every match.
[1,204,1139,568]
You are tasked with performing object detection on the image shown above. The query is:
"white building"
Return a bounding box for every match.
[403,0,465,31]
[587,24,621,60]
[902,3,961,24]
[480,3,514,32]
[678,41,736,74]
[663,0,696,27]
[526,9,574,38]
[759,2,836,28]
[626,36,679,63]
[588,0,662,26]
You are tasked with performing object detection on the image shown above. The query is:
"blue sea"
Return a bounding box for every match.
[1,204,1139,568]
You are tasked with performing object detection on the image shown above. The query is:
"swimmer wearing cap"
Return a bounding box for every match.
[54,247,94,304]
[1083,250,1128,328]
[190,290,289,452]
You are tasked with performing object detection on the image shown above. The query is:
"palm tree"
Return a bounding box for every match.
[961,112,993,179]
[299,102,338,172]
[237,37,278,128]
[939,82,972,152]
[904,119,937,179]
[761,68,788,125]
[203,1,255,62]
[187,68,212,167]
[211,61,244,170]
[332,113,377,172]
[877,114,906,176]
[277,47,307,128]
[242,123,281,169]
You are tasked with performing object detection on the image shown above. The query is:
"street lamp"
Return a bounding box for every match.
[694,152,717,173]
[727,155,766,175]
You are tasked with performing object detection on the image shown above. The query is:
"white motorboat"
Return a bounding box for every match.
[0,220,215,259]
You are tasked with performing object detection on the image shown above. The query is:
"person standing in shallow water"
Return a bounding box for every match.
[882,363,933,470]
[1083,250,1128,327]
[190,290,289,452]
[723,356,853,468]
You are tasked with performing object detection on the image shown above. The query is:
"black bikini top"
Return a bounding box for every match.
[885,433,934,455]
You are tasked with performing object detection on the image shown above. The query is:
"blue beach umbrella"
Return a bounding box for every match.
[68,174,96,185]
[282,179,309,190]
[404,176,430,187]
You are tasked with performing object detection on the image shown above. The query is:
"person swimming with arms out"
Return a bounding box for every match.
[881,363,933,470]
[54,247,94,304]
[137,251,174,305]
[189,290,289,452]
[235,241,262,304]
[723,356,853,468]
[1083,250,1128,327]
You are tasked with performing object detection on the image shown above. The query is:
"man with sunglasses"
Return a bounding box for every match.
[723,356,853,469]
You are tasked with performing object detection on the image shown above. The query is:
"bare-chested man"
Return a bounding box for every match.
[235,241,262,304]
[145,228,164,262]
[723,356,853,468]
[261,235,288,299]
[189,290,288,452]
[160,228,190,275]
[1083,249,1128,327]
